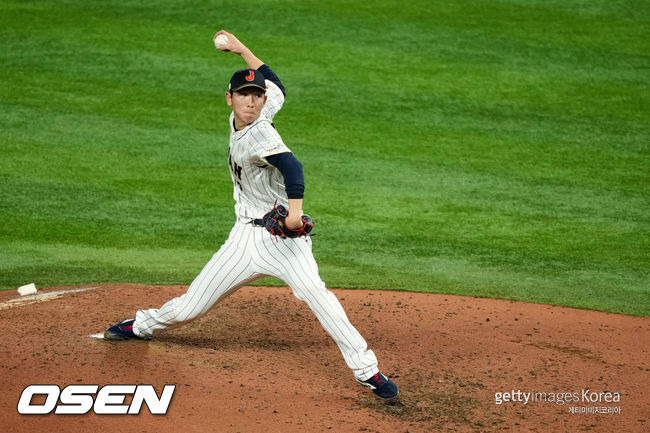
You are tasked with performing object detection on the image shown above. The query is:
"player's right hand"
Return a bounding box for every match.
[213,30,245,55]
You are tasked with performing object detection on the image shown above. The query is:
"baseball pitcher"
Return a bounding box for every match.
[104,30,398,400]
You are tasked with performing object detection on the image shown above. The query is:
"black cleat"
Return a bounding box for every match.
[104,319,147,341]
[356,372,399,399]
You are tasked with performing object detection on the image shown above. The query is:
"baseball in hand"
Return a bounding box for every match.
[214,34,229,48]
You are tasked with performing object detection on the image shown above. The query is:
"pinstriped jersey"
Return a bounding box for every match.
[228,80,290,221]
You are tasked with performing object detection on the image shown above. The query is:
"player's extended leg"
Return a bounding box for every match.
[252,229,379,381]
[132,223,261,338]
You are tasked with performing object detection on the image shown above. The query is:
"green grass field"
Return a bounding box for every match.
[1,0,648,316]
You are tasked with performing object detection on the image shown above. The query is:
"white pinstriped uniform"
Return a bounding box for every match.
[133,79,379,381]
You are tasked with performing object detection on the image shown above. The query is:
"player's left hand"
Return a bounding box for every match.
[262,205,314,238]
[284,214,303,230]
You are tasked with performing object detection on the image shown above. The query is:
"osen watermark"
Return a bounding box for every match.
[17,384,176,415]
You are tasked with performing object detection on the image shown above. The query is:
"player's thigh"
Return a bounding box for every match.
[180,232,257,317]
[256,236,324,294]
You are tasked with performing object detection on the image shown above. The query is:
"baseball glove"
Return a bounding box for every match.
[262,204,314,238]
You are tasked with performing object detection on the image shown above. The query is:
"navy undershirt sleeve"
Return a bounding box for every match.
[266,152,304,199]
[258,64,286,96]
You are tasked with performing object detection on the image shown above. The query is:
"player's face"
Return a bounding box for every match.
[226,88,267,129]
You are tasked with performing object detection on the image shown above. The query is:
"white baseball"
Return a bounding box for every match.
[214,34,229,48]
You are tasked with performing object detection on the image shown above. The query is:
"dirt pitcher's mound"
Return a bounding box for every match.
[0,284,647,432]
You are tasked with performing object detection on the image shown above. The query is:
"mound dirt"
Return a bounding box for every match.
[0,284,647,432]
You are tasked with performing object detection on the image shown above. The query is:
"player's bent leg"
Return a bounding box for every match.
[255,233,379,381]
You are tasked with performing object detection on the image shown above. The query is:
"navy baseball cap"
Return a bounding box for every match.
[229,68,266,93]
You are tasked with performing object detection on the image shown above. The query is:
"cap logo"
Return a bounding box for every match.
[245,71,255,82]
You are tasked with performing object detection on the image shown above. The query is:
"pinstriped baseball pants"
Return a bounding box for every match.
[133,221,379,381]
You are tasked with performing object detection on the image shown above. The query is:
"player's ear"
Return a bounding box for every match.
[225,91,233,106]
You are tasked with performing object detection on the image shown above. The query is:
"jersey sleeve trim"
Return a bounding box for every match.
[246,119,291,165]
